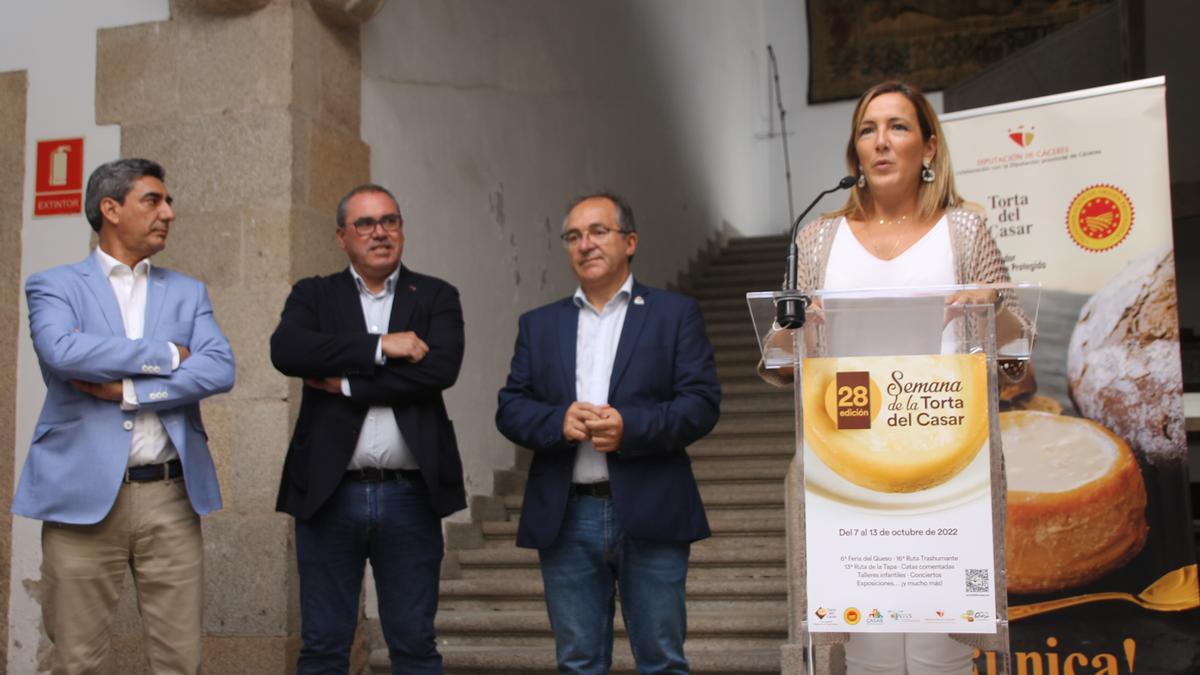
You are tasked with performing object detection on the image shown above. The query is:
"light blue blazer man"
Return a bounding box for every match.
[13,254,235,524]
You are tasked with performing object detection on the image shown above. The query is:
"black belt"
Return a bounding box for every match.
[570,481,612,498]
[124,459,183,483]
[345,467,423,483]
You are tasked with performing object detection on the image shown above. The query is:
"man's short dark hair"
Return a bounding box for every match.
[336,184,401,228]
[563,191,637,234]
[84,158,166,232]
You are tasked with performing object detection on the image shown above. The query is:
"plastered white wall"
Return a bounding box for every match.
[361,0,778,501]
[0,2,170,670]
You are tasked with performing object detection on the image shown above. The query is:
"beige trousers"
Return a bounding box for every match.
[42,478,204,675]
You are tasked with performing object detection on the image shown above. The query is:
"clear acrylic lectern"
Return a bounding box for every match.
[747,284,1041,675]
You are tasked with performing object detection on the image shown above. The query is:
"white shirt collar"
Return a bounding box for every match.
[94,246,151,277]
[349,264,401,297]
[573,274,634,311]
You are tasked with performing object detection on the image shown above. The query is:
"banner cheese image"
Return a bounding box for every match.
[1002,410,1148,594]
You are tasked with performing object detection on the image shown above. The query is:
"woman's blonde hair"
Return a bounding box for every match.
[828,81,961,221]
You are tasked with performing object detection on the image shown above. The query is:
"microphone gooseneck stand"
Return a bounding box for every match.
[776,176,857,329]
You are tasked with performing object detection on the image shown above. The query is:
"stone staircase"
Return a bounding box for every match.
[371,234,794,673]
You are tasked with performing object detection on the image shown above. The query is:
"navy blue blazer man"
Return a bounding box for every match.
[497,193,720,674]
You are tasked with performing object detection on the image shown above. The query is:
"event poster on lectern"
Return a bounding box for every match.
[802,352,997,633]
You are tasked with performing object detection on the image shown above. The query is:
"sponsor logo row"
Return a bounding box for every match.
[813,607,991,626]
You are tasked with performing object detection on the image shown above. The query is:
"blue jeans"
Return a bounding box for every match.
[295,475,444,674]
[538,494,691,675]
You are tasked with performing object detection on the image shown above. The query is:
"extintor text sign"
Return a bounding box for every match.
[34,137,84,217]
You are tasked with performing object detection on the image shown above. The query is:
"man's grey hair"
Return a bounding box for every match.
[561,192,637,234]
[336,184,401,228]
[84,158,166,232]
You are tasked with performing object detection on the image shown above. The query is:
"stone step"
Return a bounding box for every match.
[383,644,782,674]
[460,530,787,554]
[437,635,783,652]
[704,320,769,336]
[687,276,782,293]
[704,247,784,262]
[697,297,757,313]
[694,273,781,289]
[717,252,785,263]
[688,435,794,459]
[716,363,768,381]
[715,345,768,362]
[455,540,785,572]
[435,609,786,641]
[702,319,756,335]
[498,483,783,517]
[439,595,786,614]
[709,333,763,350]
[690,287,764,302]
[715,367,779,382]
[479,510,783,542]
[454,566,786,582]
[722,237,790,253]
[688,262,781,276]
[717,369,778,389]
[470,452,789,504]
[698,309,757,325]
[699,257,783,272]
[719,378,789,396]
[725,240,789,252]
[690,455,789,479]
[440,576,787,602]
[720,395,792,415]
[711,413,793,436]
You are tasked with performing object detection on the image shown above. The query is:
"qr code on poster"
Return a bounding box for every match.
[965,569,989,593]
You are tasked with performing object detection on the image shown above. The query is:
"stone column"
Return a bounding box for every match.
[95,0,371,670]
[0,69,28,670]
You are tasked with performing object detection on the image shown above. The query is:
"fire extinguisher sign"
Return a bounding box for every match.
[34,137,84,217]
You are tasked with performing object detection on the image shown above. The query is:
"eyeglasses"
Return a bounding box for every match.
[560,225,630,248]
[346,213,402,236]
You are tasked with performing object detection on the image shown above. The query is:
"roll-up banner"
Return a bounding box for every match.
[941,77,1200,673]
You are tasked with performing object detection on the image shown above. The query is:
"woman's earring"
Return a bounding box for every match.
[921,158,935,183]
[857,167,867,189]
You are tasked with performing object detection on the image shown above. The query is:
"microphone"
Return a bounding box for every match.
[775,176,856,329]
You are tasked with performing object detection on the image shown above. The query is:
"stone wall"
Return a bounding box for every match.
[0,69,27,669]
[94,0,368,669]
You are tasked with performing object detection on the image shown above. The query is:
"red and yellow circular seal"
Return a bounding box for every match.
[1066,184,1133,252]
[844,607,861,625]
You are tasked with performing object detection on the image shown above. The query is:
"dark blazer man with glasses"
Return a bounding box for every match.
[271,184,466,674]
[497,192,721,674]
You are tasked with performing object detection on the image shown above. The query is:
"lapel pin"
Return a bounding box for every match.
[408,284,417,292]
[633,296,645,306]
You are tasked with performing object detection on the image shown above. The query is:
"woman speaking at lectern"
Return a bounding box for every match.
[759,80,1025,674]
[759,79,1025,386]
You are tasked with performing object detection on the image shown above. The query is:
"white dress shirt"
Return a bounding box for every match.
[342,265,417,471]
[571,274,634,484]
[94,248,180,467]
